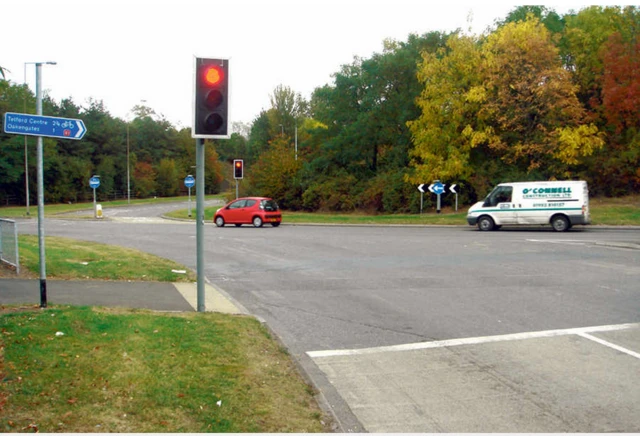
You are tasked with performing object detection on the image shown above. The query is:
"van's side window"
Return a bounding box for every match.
[484,186,513,207]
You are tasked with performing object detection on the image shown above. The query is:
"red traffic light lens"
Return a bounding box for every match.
[203,66,223,86]
[235,161,241,168]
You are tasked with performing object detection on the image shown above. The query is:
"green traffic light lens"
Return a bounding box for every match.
[204,113,224,132]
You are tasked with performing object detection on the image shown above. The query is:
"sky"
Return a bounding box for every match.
[2,0,610,130]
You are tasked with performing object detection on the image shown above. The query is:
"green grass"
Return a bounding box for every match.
[589,196,640,225]
[0,306,327,432]
[4,194,639,226]
[0,195,224,219]
[164,195,640,226]
[15,235,196,282]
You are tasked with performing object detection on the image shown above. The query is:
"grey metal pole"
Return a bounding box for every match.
[196,138,205,312]
[23,64,30,216]
[35,63,47,307]
[127,124,131,204]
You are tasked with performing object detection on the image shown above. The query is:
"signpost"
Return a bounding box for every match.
[4,112,86,140]
[419,181,459,213]
[450,184,458,211]
[429,181,446,214]
[418,184,426,214]
[3,72,88,308]
[89,176,100,218]
[185,175,195,217]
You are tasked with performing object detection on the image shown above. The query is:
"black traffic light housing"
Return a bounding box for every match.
[234,159,244,179]
[192,57,230,139]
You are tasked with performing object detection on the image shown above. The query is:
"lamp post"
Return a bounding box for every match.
[126,124,130,204]
[126,100,146,204]
[32,60,56,308]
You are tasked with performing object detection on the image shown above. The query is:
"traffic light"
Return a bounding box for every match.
[192,57,230,138]
[234,159,243,179]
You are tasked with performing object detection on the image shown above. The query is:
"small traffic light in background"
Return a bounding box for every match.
[192,57,230,139]
[234,159,244,179]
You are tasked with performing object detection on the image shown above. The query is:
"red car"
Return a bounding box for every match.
[213,197,282,228]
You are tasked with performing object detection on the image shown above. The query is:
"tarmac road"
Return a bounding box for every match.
[4,202,640,432]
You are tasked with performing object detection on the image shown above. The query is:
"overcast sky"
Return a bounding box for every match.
[3,0,609,130]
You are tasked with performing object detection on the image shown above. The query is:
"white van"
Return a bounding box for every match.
[467,180,590,232]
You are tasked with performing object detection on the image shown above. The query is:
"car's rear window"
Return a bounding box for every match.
[261,200,279,211]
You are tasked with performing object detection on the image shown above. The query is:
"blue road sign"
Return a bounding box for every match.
[89,177,100,189]
[184,175,195,188]
[429,182,445,195]
[3,112,86,140]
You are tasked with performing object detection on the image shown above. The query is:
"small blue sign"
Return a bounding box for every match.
[184,175,195,188]
[429,182,445,195]
[4,112,86,140]
[89,177,100,189]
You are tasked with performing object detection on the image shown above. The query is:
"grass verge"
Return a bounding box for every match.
[0,306,327,432]
[14,235,196,282]
[0,195,224,219]
[165,195,640,226]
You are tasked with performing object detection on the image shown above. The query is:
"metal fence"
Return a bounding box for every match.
[0,218,20,274]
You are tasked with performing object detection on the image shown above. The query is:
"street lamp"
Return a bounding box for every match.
[126,100,146,204]
[22,61,55,215]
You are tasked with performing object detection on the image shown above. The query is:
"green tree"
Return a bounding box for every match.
[156,158,179,197]
[250,135,302,209]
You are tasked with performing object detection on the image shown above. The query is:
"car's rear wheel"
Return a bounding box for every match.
[551,215,570,232]
[252,216,263,228]
[215,216,225,227]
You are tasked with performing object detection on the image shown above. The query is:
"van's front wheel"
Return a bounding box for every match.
[551,215,570,232]
[477,216,495,231]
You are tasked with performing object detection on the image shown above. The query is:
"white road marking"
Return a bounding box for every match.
[578,332,640,360]
[307,322,640,358]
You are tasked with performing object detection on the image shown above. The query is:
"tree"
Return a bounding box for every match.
[477,17,603,175]
[407,33,485,187]
[249,135,302,209]
[156,158,179,197]
[133,162,156,197]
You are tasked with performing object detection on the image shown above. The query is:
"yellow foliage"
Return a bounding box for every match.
[553,124,605,165]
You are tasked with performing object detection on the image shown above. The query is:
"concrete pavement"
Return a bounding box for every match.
[0,278,245,314]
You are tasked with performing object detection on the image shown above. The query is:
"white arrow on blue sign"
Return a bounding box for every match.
[4,112,86,140]
[89,177,100,189]
[429,182,445,195]
[184,175,195,188]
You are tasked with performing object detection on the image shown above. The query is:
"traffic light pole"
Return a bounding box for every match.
[196,138,205,312]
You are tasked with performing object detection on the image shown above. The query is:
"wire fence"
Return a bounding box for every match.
[0,218,20,274]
